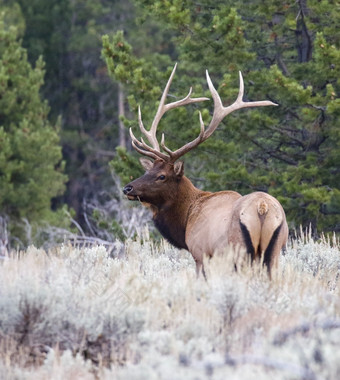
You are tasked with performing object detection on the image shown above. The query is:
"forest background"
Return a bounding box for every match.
[0,0,339,248]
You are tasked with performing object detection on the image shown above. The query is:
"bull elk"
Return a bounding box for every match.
[123,64,288,277]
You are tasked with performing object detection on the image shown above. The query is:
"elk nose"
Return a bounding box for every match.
[123,185,133,195]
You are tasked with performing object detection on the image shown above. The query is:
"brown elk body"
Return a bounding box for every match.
[123,64,288,276]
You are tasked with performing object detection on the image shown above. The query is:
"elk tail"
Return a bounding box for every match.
[257,200,269,216]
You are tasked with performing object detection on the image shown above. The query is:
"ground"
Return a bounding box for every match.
[0,229,339,379]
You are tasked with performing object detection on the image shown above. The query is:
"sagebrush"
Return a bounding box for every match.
[0,231,339,379]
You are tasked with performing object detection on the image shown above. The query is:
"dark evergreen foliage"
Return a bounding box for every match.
[103,0,340,233]
[0,0,339,241]
[0,11,66,238]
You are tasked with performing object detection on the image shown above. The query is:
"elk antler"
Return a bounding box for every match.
[130,65,277,162]
[129,63,209,161]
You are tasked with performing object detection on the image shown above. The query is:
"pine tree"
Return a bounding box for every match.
[103,0,340,233]
[15,0,139,221]
[0,14,67,237]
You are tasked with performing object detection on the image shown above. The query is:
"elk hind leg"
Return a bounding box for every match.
[262,223,283,277]
[239,221,258,263]
[195,260,207,280]
[240,219,282,277]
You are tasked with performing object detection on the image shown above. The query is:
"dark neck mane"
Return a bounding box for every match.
[151,177,206,250]
[153,213,188,249]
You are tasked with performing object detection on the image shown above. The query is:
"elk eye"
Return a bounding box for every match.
[157,175,166,181]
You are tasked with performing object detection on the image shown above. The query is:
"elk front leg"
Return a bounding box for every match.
[195,260,207,280]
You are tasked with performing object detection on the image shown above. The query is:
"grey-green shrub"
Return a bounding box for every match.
[0,233,339,379]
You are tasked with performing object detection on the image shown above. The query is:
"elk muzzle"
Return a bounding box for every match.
[123,184,137,200]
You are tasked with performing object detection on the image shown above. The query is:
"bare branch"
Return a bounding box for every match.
[273,320,340,346]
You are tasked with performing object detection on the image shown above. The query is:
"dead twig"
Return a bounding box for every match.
[273,319,340,345]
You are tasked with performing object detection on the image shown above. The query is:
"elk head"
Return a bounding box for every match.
[123,63,277,205]
[123,158,184,207]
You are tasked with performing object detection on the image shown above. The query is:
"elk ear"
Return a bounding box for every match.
[139,158,154,171]
[174,161,184,177]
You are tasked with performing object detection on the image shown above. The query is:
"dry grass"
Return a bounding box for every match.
[0,230,339,379]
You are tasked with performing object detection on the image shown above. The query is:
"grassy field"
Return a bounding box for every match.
[0,230,339,379]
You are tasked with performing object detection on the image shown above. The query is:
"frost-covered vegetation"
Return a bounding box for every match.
[0,231,339,380]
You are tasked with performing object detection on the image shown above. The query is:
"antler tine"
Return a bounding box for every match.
[131,63,209,161]
[131,66,276,164]
[162,87,209,112]
[133,64,179,152]
[131,141,159,160]
[161,112,205,160]
[163,70,277,163]
[138,105,160,151]
[129,128,169,161]
[143,63,179,151]
[236,70,245,103]
[203,70,278,140]
[148,63,208,148]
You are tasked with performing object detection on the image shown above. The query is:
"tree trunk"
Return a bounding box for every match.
[118,83,126,148]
